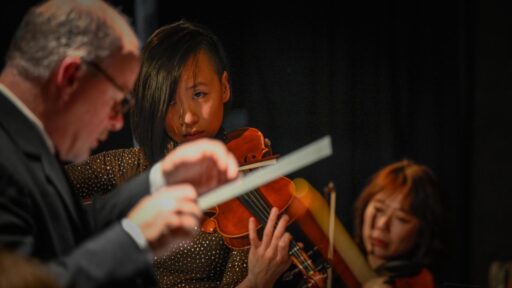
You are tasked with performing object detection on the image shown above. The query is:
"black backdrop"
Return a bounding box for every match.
[2,0,511,286]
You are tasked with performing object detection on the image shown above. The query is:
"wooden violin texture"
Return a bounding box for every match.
[201,127,327,287]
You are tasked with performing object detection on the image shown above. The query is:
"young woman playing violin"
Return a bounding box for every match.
[66,21,293,287]
[354,160,444,288]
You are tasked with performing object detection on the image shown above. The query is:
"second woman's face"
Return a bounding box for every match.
[165,50,230,144]
[362,192,420,262]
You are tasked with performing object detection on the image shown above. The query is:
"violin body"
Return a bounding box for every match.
[201,127,296,247]
[204,176,295,247]
[393,268,434,288]
[201,127,327,287]
[377,261,435,288]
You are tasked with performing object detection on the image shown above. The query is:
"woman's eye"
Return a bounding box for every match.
[373,206,384,214]
[193,91,206,98]
[395,216,411,224]
[169,98,176,106]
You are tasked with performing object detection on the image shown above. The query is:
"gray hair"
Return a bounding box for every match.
[6,0,138,81]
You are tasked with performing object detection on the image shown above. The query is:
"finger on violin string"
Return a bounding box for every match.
[261,207,279,249]
[277,233,292,260]
[270,213,290,250]
[248,217,260,247]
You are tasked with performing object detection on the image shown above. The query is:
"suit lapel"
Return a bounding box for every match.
[41,152,81,226]
[0,92,82,232]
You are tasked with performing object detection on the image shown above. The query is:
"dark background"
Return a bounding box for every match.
[2,0,511,286]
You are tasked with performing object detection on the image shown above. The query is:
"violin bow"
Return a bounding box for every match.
[198,135,332,210]
[324,182,336,288]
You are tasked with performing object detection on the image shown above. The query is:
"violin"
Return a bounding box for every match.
[377,261,435,288]
[392,269,434,288]
[201,127,327,288]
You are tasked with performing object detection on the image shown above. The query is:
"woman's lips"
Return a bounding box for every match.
[183,131,205,141]
[371,237,389,248]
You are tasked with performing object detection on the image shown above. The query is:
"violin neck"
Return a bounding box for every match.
[238,189,271,223]
[238,189,325,285]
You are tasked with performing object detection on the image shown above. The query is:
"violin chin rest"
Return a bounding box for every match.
[201,218,217,233]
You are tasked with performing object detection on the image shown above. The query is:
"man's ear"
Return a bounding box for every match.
[221,71,231,103]
[52,57,83,102]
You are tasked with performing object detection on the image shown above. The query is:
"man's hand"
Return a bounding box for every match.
[127,184,201,256]
[161,139,239,194]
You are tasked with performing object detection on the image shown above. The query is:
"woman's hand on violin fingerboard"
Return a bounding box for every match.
[160,139,239,194]
[239,207,292,288]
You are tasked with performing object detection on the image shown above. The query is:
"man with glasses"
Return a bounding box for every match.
[0,1,238,288]
[82,58,135,115]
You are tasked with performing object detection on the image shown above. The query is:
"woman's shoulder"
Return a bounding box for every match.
[65,147,150,201]
[69,147,148,169]
[90,147,146,162]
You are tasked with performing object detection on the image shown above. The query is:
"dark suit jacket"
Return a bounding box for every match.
[0,91,156,288]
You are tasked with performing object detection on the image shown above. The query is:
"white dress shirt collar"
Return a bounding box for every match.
[0,83,55,154]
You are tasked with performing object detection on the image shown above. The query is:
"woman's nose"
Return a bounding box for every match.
[375,213,391,230]
[178,101,198,125]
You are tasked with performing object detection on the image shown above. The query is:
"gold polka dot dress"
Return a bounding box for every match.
[65,148,249,287]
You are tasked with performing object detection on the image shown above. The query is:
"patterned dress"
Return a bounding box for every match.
[65,147,249,287]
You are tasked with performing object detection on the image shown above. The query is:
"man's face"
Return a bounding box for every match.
[59,52,140,162]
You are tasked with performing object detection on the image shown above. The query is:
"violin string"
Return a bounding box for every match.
[248,191,316,275]
[244,190,269,220]
[247,190,271,220]
[291,241,315,275]
[241,189,317,276]
[288,237,314,273]
[241,190,316,275]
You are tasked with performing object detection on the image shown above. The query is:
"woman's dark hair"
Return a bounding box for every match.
[353,159,443,269]
[131,20,230,164]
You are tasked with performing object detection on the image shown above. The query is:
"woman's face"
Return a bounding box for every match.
[165,50,230,144]
[362,191,420,263]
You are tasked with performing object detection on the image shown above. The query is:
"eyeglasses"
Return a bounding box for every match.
[82,58,134,115]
